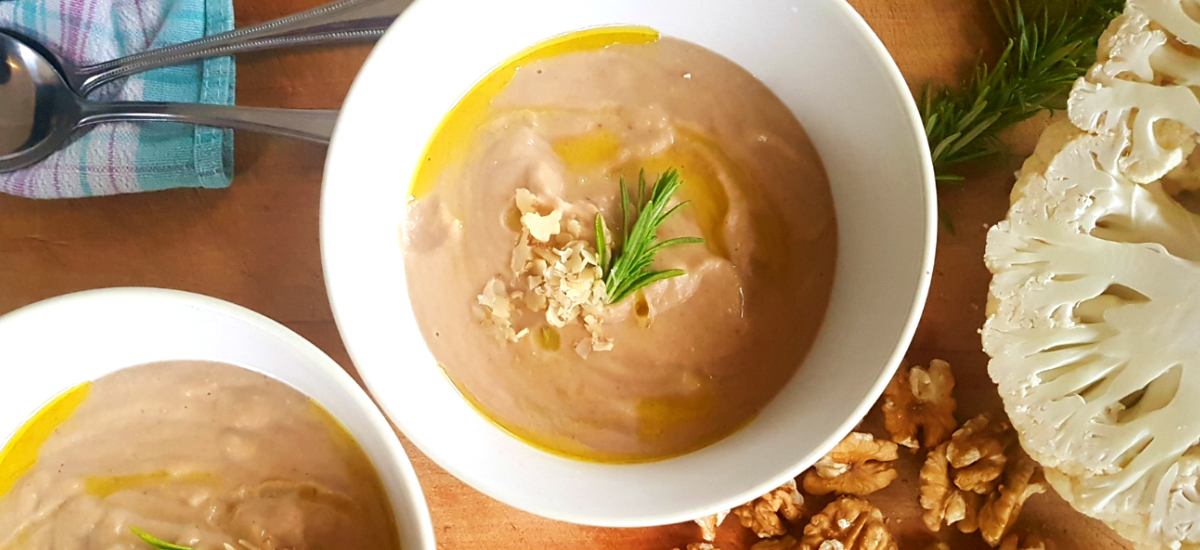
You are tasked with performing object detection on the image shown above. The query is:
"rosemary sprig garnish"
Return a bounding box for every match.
[131,527,195,550]
[596,168,704,304]
[921,0,1123,181]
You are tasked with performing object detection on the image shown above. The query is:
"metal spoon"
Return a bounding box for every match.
[34,0,408,97]
[0,33,339,173]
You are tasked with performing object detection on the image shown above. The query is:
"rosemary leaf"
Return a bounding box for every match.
[921,0,1123,181]
[131,527,195,550]
[595,213,609,274]
[602,168,704,304]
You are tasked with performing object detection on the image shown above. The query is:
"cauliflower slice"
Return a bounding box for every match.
[985,119,1200,549]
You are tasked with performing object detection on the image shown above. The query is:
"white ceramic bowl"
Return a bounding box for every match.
[0,288,436,550]
[322,0,935,527]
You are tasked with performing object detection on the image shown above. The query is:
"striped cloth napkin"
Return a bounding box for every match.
[0,0,235,199]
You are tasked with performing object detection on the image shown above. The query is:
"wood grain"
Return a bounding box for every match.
[0,1,1134,549]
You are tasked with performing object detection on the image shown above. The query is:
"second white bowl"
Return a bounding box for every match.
[0,289,436,549]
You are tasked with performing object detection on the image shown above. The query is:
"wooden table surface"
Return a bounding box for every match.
[0,1,1137,549]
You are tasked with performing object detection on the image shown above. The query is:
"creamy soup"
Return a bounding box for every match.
[404,31,837,462]
[0,361,399,550]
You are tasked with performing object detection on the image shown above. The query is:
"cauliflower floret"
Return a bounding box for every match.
[1131,0,1200,48]
[1067,78,1197,182]
[1066,1,1200,184]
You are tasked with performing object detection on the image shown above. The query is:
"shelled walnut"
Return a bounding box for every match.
[693,511,729,542]
[920,413,1016,532]
[947,414,1015,494]
[999,533,1052,550]
[920,413,1044,546]
[800,497,897,550]
[921,441,981,533]
[751,536,798,550]
[882,360,958,449]
[733,479,804,538]
[978,454,1046,546]
[673,544,717,550]
[803,432,898,496]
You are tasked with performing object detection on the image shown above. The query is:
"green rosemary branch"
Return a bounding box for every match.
[131,527,195,550]
[921,0,1123,181]
[597,168,704,304]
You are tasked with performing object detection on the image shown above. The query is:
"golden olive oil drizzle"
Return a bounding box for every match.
[441,363,749,464]
[86,471,220,498]
[439,364,647,464]
[0,382,91,500]
[307,400,403,548]
[409,26,660,200]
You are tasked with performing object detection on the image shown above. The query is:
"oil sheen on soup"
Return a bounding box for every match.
[0,361,400,550]
[404,29,838,462]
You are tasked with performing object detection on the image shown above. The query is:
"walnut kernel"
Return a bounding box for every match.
[999,534,1052,550]
[919,414,1009,532]
[693,511,729,542]
[920,441,978,533]
[978,453,1046,546]
[733,479,804,538]
[751,536,798,550]
[947,413,1014,494]
[882,360,958,449]
[800,497,897,550]
[920,413,1043,544]
[803,432,899,496]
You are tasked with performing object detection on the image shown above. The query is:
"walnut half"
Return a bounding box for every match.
[693,510,729,542]
[920,413,1015,533]
[948,413,1015,494]
[882,360,958,449]
[751,536,798,550]
[999,533,1053,550]
[978,453,1046,546]
[920,440,981,533]
[803,432,899,496]
[920,413,1044,546]
[674,544,718,550]
[733,479,804,538]
[800,497,897,550]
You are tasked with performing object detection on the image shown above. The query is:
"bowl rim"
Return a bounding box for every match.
[322,0,936,527]
[0,287,438,549]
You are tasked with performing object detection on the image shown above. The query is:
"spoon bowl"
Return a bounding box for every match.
[0,31,342,173]
[0,32,81,168]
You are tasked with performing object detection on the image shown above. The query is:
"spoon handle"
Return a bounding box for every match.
[76,0,408,96]
[79,103,339,143]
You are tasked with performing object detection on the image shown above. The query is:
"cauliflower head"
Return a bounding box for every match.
[984,2,1200,548]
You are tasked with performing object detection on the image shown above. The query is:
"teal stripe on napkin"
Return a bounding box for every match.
[136,0,235,192]
[0,0,236,199]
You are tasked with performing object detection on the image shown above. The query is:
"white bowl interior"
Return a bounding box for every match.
[0,288,435,550]
[322,0,935,527]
